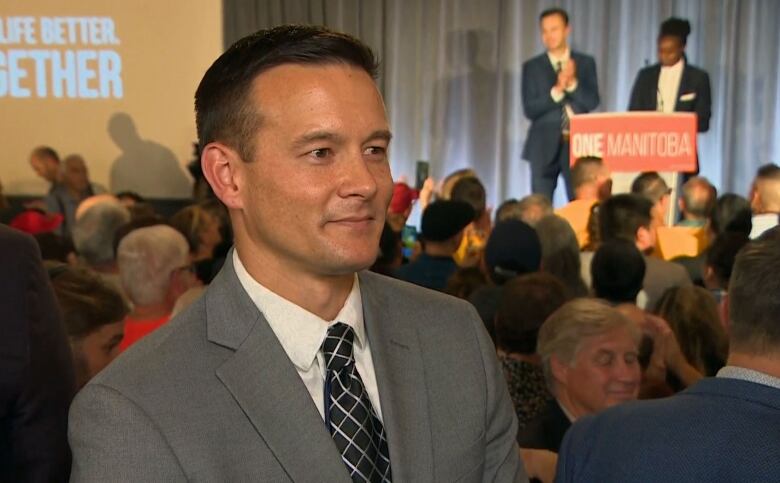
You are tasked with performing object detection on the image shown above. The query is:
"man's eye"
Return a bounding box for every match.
[364,146,386,156]
[310,148,331,158]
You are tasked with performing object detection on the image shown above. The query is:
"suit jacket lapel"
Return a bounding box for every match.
[208,252,350,482]
[359,272,434,482]
[675,64,692,111]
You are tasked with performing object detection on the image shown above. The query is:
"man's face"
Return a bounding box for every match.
[71,320,124,388]
[30,155,59,183]
[555,326,640,418]
[233,64,393,277]
[658,36,684,67]
[541,14,570,52]
[64,158,90,194]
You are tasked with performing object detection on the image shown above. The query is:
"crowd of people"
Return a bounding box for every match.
[1,21,779,483]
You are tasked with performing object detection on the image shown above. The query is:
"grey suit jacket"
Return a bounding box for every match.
[69,253,525,482]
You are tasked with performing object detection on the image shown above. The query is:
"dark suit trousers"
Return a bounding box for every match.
[530,139,573,201]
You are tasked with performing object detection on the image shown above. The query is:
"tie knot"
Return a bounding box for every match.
[322,322,355,372]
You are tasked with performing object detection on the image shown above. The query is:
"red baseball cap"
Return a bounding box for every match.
[10,210,64,235]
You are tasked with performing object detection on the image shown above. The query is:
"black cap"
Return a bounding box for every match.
[484,220,541,282]
[421,200,475,242]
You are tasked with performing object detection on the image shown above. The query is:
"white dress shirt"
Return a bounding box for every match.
[232,250,384,422]
[657,58,684,112]
[750,213,779,239]
[718,366,780,390]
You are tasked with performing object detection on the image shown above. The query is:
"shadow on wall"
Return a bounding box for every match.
[108,112,192,199]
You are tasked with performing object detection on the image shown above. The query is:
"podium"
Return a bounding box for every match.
[569,112,698,226]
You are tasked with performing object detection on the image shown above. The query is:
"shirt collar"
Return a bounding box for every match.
[661,58,685,72]
[548,48,571,67]
[717,365,780,390]
[232,250,365,371]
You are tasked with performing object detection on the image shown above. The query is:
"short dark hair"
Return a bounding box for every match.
[599,194,653,243]
[450,176,486,220]
[540,8,569,25]
[195,25,378,162]
[592,239,646,304]
[32,145,60,163]
[571,157,604,190]
[728,238,780,355]
[756,163,780,180]
[705,232,750,289]
[495,273,568,354]
[631,172,670,204]
[710,193,752,236]
[659,17,691,46]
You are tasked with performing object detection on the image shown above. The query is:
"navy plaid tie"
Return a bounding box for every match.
[322,323,392,483]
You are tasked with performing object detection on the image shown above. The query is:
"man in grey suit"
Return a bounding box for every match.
[68,25,525,482]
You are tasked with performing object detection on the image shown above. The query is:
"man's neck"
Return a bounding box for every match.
[548,44,569,59]
[727,352,780,380]
[553,392,582,422]
[424,242,456,258]
[235,241,354,321]
[574,186,599,201]
[130,302,171,321]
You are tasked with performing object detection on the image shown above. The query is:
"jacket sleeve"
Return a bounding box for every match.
[468,305,528,482]
[695,70,712,132]
[567,55,600,113]
[69,383,187,482]
[4,231,76,483]
[628,70,646,111]
[522,59,561,121]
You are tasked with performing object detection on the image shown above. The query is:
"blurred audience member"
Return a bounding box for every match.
[556,236,780,482]
[495,198,522,223]
[469,220,542,339]
[115,191,145,209]
[371,222,403,277]
[44,154,107,238]
[595,193,691,308]
[34,232,77,264]
[444,266,487,300]
[0,225,75,481]
[450,176,491,267]
[518,298,641,452]
[72,198,131,296]
[654,286,728,380]
[581,202,601,253]
[169,204,223,263]
[591,240,646,306]
[631,171,672,226]
[536,215,589,298]
[47,263,128,389]
[515,194,553,227]
[9,209,64,235]
[749,163,780,238]
[386,182,418,232]
[396,200,473,290]
[703,231,750,304]
[29,145,61,190]
[439,168,476,200]
[557,157,611,248]
[677,176,715,228]
[495,273,567,430]
[117,225,199,351]
[710,193,752,236]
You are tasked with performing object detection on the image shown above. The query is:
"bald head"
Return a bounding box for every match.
[680,176,715,221]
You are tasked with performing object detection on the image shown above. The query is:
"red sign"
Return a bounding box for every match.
[569,112,698,172]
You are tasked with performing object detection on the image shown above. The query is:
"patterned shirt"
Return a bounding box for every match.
[498,355,552,430]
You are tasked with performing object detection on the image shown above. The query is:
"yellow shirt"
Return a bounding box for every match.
[556,199,597,249]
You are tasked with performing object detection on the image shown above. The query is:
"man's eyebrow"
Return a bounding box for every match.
[364,129,393,143]
[291,131,345,150]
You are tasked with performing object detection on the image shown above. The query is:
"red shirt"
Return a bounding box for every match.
[119,314,170,352]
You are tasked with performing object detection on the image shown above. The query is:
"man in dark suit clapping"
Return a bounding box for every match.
[522,8,600,202]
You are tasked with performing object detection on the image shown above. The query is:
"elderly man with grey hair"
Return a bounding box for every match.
[71,197,130,300]
[117,225,200,352]
[497,194,554,227]
[517,298,641,453]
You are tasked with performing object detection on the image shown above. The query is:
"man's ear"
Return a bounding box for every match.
[201,143,244,210]
[550,355,569,385]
